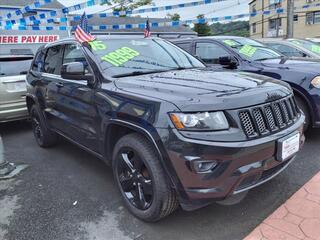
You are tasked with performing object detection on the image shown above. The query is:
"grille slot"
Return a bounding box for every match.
[239,96,299,138]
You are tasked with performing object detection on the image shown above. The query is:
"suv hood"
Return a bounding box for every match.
[114,69,292,111]
[258,58,320,75]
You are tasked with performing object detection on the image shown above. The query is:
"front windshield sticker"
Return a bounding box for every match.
[223,40,238,46]
[88,40,107,51]
[101,47,140,66]
[311,45,320,53]
[239,45,257,57]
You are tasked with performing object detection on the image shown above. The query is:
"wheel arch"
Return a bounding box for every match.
[102,120,183,196]
[292,87,314,124]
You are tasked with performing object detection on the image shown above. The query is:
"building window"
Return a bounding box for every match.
[252,4,257,14]
[269,18,282,30]
[252,23,257,33]
[269,0,282,9]
[294,14,298,22]
[306,11,320,25]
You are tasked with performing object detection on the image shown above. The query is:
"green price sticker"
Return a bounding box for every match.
[239,45,257,57]
[223,40,237,46]
[311,45,320,53]
[101,47,140,66]
[88,40,107,51]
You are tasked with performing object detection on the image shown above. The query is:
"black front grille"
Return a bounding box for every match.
[239,96,299,138]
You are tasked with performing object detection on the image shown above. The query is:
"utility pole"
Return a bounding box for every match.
[286,0,294,38]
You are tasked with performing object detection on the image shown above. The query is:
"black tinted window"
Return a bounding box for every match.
[44,45,63,75]
[196,42,230,64]
[0,57,33,76]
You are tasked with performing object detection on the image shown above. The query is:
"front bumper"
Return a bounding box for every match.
[0,100,28,123]
[158,115,305,210]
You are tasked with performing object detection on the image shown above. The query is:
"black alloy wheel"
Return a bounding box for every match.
[112,133,178,222]
[30,105,57,148]
[116,147,153,210]
[31,113,43,145]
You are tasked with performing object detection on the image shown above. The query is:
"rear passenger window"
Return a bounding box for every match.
[32,48,46,72]
[196,42,230,64]
[63,44,90,73]
[44,45,63,75]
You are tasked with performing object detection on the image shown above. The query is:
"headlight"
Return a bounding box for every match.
[311,76,320,88]
[169,111,229,131]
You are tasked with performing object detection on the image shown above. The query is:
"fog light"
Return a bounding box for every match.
[192,160,218,173]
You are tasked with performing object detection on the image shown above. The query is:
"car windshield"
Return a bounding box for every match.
[0,56,33,77]
[86,38,205,78]
[219,38,282,61]
[289,39,320,56]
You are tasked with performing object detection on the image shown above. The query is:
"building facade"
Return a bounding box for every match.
[249,0,320,39]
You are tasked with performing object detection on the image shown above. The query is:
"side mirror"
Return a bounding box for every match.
[61,62,93,81]
[219,56,238,69]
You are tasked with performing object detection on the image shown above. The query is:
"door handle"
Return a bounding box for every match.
[56,82,64,88]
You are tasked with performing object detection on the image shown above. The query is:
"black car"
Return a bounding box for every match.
[172,36,320,130]
[26,36,305,222]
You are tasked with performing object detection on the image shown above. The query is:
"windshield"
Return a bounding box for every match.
[0,56,33,77]
[219,38,282,61]
[289,39,320,56]
[86,38,205,78]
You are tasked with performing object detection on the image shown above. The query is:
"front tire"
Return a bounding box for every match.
[112,133,178,222]
[30,105,57,147]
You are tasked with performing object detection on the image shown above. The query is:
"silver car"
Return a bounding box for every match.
[0,55,33,122]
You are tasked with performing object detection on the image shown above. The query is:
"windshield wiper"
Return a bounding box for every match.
[255,56,284,61]
[112,69,171,78]
[112,67,196,78]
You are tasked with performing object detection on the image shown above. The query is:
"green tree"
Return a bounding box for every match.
[209,21,249,37]
[193,14,211,36]
[102,0,153,16]
[166,13,181,21]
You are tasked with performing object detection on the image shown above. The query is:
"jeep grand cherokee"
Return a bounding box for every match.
[26,36,305,222]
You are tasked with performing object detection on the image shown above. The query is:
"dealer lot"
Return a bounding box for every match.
[1,121,320,240]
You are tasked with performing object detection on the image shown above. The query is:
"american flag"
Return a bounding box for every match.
[144,19,151,38]
[75,12,95,43]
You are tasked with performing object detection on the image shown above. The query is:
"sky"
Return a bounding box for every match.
[57,0,250,21]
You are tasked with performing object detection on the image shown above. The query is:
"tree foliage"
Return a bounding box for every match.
[166,13,181,21]
[102,0,153,15]
[193,14,211,36]
[210,21,249,37]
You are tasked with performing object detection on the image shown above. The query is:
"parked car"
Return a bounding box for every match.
[287,39,320,58]
[259,38,320,59]
[0,54,33,122]
[27,36,305,221]
[306,38,320,44]
[172,36,320,130]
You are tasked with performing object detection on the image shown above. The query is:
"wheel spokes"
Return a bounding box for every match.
[119,173,134,192]
[137,183,147,209]
[121,153,135,173]
[141,179,152,195]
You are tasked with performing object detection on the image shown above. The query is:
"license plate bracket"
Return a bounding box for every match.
[277,132,300,162]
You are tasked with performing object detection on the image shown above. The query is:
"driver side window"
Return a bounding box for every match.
[195,42,230,64]
[63,44,91,73]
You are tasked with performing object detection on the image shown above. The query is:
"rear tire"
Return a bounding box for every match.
[295,96,310,132]
[30,105,57,148]
[112,133,178,222]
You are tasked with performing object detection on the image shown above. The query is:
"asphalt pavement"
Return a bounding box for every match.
[1,121,320,240]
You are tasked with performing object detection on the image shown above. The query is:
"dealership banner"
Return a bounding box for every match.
[0,35,59,44]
